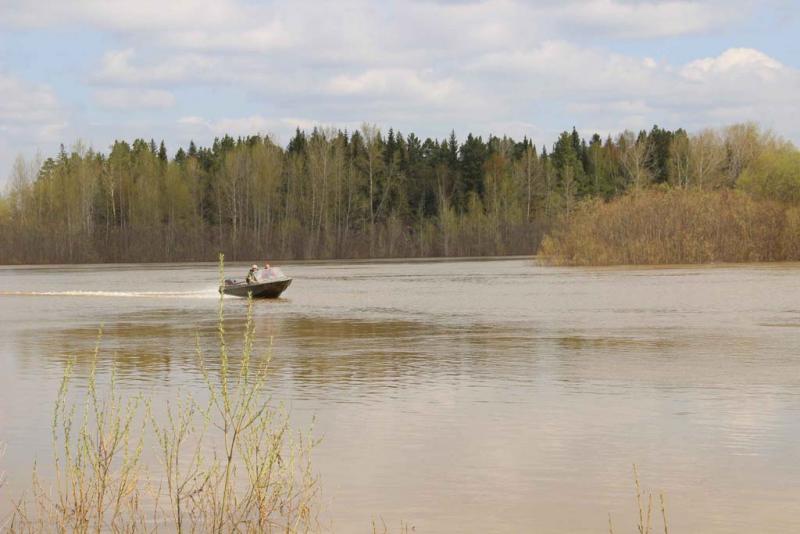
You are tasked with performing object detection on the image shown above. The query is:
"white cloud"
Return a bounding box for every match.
[461,42,800,140]
[673,48,799,115]
[2,0,750,62]
[177,116,206,126]
[68,0,790,132]
[553,0,739,38]
[0,0,245,32]
[326,69,460,103]
[91,47,309,94]
[0,74,66,142]
[681,48,784,81]
[94,49,221,85]
[0,73,67,183]
[162,23,295,53]
[0,74,62,125]
[567,100,655,116]
[467,41,665,99]
[94,88,176,109]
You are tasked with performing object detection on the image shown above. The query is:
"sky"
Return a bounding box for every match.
[0,0,798,185]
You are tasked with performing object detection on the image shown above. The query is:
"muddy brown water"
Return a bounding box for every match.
[1,258,799,532]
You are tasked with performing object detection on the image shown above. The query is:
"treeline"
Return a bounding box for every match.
[0,122,798,264]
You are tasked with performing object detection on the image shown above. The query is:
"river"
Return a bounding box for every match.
[1,258,799,532]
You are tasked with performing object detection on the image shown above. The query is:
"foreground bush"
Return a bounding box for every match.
[540,188,800,265]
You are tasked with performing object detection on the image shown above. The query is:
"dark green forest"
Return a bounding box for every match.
[1,122,798,264]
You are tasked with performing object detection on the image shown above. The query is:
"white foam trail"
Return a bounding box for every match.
[0,289,219,299]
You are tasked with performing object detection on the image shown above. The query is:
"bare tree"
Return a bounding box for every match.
[689,129,726,189]
[668,133,691,188]
[619,130,653,189]
[723,123,768,186]
[360,123,382,253]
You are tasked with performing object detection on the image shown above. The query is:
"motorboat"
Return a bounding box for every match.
[219,266,292,298]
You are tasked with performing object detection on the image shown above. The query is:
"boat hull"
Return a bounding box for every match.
[219,278,292,298]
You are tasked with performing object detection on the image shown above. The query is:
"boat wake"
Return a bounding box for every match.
[0,289,219,299]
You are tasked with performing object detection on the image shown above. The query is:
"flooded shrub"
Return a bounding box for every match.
[781,207,800,259]
[540,188,800,265]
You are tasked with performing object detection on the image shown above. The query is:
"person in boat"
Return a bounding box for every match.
[246,264,259,284]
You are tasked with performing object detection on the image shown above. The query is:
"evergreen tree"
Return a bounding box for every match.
[647,125,673,183]
[458,133,488,206]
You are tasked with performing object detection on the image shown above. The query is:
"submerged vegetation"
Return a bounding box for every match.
[1,121,797,265]
[6,260,319,532]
